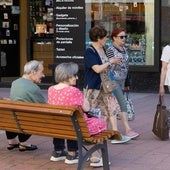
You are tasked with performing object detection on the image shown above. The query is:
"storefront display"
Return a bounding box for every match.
[85,0,154,66]
[29,0,53,37]
[0,1,20,76]
[26,0,160,92]
[28,0,54,76]
[126,34,146,65]
[28,0,155,69]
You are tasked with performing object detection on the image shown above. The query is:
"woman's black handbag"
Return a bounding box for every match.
[86,108,101,118]
[152,96,170,140]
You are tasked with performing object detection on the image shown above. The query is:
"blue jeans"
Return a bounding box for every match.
[110,72,127,112]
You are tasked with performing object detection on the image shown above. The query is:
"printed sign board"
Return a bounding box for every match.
[54,0,85,65]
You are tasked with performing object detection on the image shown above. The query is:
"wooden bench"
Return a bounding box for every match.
[0,99,121,170]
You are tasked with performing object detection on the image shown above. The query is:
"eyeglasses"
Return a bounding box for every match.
[117,35,127,39]
[73,74,78,78]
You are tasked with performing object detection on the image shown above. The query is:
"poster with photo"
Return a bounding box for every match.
[0,0,13,6]
[4,13,8,19]
[11,6,20,14]
[13,24,18,30]
[45,0,52,6]
[2,21,9,28]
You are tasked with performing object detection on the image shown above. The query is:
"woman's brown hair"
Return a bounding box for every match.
[89,25,107,42]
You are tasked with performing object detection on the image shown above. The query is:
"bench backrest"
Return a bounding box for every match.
[0,99,91,141]
[0,99,122,170]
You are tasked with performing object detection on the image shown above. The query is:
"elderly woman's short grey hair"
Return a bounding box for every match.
[54,62,78,83]
[24,60,43,74]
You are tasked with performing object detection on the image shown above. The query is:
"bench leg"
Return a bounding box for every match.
[77,141,110,170]
[77,146,89,170]
[101,140,110,170]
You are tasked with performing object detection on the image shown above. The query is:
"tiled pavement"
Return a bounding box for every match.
[0,88,170,170]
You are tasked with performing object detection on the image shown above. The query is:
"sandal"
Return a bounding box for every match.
[19,144,38,152]
[7,143,19,150]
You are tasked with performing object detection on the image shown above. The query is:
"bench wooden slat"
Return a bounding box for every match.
[0,100,76,115]
[18,121,74,130]
[21,125,76,135]
[16,114,73,126]
[15,112,73,120]
[0,123,18,129]
[0,116,16,122]
[23,130,78,140]
[21,123,75,131]
[0,127,20,133]
[0,113,18,129]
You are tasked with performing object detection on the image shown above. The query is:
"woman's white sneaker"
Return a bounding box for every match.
[90,158,111,167]
[64,153,79,164]
[90,158,103,167]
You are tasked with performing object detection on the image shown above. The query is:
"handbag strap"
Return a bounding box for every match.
[123,90,130,100]
[159,95,165,107]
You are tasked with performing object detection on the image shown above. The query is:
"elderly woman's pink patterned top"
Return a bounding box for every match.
[48,85,106,135]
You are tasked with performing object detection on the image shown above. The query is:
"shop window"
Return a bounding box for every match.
[85,0,155,66]
[28,0,54,76]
